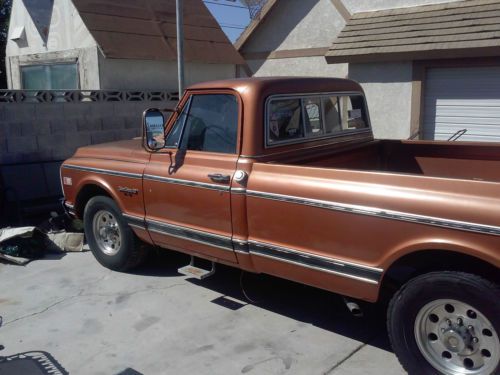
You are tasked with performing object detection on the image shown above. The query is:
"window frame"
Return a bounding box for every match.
[164,91,241,155]
[20,62,80,90]
[264,92,372,148]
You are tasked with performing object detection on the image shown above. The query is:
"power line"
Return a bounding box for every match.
[220,24,247,30]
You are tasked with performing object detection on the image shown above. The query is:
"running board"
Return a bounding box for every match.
[178,256,216,280]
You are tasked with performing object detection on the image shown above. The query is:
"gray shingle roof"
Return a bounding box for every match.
[326,0,500,63]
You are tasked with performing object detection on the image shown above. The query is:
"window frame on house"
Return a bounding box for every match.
[264,92,372,148]
[20,62,80,90]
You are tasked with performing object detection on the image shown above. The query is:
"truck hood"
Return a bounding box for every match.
[72,139,151,163]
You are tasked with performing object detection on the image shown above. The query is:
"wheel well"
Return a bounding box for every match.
[75,184,111,218]
[380,250,499,302]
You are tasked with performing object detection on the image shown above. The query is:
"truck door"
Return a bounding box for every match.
[143,91,240,263]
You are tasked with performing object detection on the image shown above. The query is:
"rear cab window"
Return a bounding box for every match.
[266,93,370,147]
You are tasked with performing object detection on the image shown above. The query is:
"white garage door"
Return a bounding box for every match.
[423,67,500,142]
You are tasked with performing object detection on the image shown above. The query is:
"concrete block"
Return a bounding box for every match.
[102,117,126,130]
[4,103,36,121]
[77,117,102,131]
[51,119,78,134]
[20,150,53,163]
[30,121,52,136]
[38,134,65,152]
[65,132,92,149]
[43,161,64,196]
[6,122,23,137]
[64,103,93,118]
[7,136,38,154]
[35,103,65,119]
[1,164,49,200]
[124,116,141,129]
[0,152,19,164]
[91,130,117,145]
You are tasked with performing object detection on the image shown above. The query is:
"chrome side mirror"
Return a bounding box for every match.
[143,109,166,151]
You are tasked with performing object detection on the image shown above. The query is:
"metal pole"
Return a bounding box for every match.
[176,0,185,97]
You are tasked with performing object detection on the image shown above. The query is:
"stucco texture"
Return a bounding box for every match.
[349,62,413,140]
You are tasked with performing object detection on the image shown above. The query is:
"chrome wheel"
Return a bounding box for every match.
[92,210,122,256]
[415,299,499,375]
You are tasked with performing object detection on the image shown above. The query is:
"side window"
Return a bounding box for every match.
[304,97,323,137]
[341,96,369,130]
[165,99,190,147]
[323,96,342,134]
[268,99,304,144]
[180,94,238,154]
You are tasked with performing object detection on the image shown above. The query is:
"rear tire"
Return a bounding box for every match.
[83,196,148,271]
[387,271,500,375]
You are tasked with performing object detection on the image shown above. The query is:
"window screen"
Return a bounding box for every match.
[21,63,79,90]
[179,94,238,154]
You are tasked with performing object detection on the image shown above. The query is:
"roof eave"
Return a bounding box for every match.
[325,46,500,64]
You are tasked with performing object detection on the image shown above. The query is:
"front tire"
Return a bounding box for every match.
[84,196,148,271]
[388,272,500,375]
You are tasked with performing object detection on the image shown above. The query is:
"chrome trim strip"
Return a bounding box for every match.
[64,201,75,210]
[231,188,247,195]
[232,240,249,253]
[248,240,382,285]
[146,218,234,251]
[246,190,500,237]
[144,174,230,192]
[63,164,143,179]
[123,213,146,230]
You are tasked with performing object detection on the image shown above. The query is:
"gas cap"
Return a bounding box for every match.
[234,170,247,183]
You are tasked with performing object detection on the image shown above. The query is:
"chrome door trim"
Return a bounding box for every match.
[146,218,234,251]
[122,213,147,230]
[144,174,230,192]
[248,240,382,285]
[246,190,500,237]
[63,165,143,179]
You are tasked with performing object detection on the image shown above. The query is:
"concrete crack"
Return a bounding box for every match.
[3,283,186,326]
[323,332,381,374]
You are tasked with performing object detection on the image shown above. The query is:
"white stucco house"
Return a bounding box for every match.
[5,0,244,91]
[237,0,500,142]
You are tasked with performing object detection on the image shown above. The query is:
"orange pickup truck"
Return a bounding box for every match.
[60,78,499,375]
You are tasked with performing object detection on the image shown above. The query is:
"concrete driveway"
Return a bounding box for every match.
[0,250,405,375]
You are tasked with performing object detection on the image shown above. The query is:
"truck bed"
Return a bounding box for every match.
[286,140,500,183]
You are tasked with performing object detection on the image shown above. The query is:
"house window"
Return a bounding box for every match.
[21,63,79,90]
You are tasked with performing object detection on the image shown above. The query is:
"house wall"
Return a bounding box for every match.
[241,0,348,77]
[98,58,236,91]
[5,0,99,89]
[349,62,413,140]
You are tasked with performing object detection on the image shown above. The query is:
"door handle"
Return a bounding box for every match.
[208,173,231,183]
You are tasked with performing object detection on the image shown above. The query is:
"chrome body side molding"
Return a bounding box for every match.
[246,190,500,237]
[62,165,143,179]
[248,240,382,285]
[144,174,230,192]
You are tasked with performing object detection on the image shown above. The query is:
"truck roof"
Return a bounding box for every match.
[187,77,364,97]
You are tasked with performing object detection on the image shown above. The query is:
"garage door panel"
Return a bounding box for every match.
[423,67,500,142]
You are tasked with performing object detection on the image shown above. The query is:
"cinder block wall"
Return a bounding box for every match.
[0,92,176,204]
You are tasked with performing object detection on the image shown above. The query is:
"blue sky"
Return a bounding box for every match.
[203,0,252,43]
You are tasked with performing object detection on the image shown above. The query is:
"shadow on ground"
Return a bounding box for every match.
[132,249,393,354]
